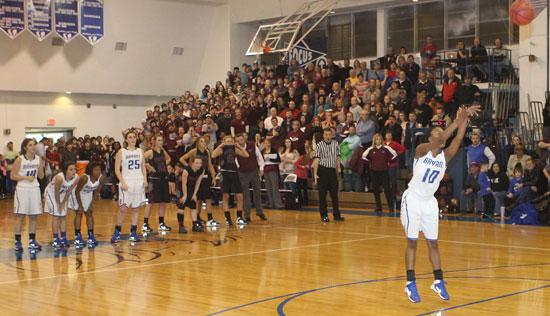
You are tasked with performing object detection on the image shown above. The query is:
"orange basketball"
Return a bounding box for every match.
[510,0,535,26]
[263,46,271,54]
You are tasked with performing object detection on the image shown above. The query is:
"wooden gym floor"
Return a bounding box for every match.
[0,199,549,315]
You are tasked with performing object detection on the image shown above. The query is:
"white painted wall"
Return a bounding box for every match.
[519,8,548,113]
[0,0,226,96]
[0,92,166,147]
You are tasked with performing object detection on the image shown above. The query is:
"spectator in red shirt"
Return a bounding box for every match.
[287,120,307,153]
[421,35,438,61]
[384,130,406,204]
[442,69,461,117]
[267,117,286,150]
[279,100,301,120]
[230,109,248,137]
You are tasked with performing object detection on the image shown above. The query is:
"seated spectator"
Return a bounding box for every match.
[478,161,495,218]
[506,145,530,178]
[354,74,369,99]
[505,165,525,212]
[387,81,402,104]
[374,104,388,128]
[395,89,411,114]
[382,69,394,92]
[506,135,523,158]
[469,37,488,81]
[287,58,301,77]
[335,112,349,142]
[348,69,359,86]
[431,107,452,128]
[460,162,482,213]
[488,162,509,216]
[410,93,433,127]
[414,71,436,101]
[368,61,384,81]
[467,132,496,167]
[397,71,412,98]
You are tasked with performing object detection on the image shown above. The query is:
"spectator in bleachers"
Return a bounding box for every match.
[399,47,407,59]
[506,135,523,158]
[467,132,496,168]
[488,162,509,216]
[287,120,306,153]
[262,139,284,209]
[421,35,437,60]
[295,143,313,205]
[379,46,397,69]
[354,74,369,99]
[264,106,284,130]
[381,115,402,144]
[336,58,350,86]
[431,107,452,128]
[279,139,299,194]
[368,61,384,82]
[348,69,359,87]
[383,129,406,203]
[387,81,402,104]
[469,38,488,81]
[414,71,436,101]
[267,117,286,150]
[405,55,420,84]
[230,109,248,137]
[356,110,376,148]
[395,89,411,114]
[349,96,363,122]
[382,69,393,92]
[410,93,433,127]
[506,145,530,178]
[397,71,412,98]
[287,58,300,77]
[455,75,481,107]
[358,61,369,78]
[460,162,481,213]
[505,165,525,212]
[396,56,407,70]
[443,69,461,117]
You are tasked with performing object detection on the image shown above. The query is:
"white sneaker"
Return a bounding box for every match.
[236,217,248,225]
[159,223,172,231]
[206,219,220,227]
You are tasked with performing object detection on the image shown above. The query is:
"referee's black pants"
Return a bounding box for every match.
[318,166,340,218]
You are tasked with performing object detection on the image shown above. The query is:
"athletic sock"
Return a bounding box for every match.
[143,217,149,224]
[15,234,21,242]
[224,211,231,220]
[130,225,137,233]
[406,270,416,282]
[177,213,184,227]
[237,211,243,218]
[207,213,213,221]
[159,216,164,225]
[115,225,122,233]
[433,269,443,280]
[53,233,59,240]
[88,229,94,236]
[29,233,36,240]
[75,229,81,236]
[60,232,66,239]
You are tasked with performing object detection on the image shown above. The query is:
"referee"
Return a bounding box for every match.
[313,128,345,222]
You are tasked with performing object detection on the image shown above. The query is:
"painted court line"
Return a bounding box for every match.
[0,236,388,286]
[276,226,550,252]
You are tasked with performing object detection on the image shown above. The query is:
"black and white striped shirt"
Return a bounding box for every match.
[313,140,340,168]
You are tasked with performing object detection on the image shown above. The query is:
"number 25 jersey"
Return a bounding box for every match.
[408,150,446,198]
[121,148,144,180]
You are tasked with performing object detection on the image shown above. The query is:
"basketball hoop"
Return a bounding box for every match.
[252,34,270,54]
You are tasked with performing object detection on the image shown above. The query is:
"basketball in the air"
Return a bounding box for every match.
[263,46,271,54]
[510,0,535,26]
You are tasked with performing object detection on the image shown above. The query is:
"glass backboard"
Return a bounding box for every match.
[246,21,302,56]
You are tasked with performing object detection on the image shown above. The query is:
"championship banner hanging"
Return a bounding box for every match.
[0,0,26,39]
[80,0,103,45]
[54,0,78,42]
[27,0,52,41]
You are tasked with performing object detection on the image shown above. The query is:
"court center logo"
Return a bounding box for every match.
[288,40,328,69]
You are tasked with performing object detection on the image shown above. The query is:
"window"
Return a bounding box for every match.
[447,0,476,49]
[354,11,377,58]
[387,6,414,53]
[328,14,352,60]
[417,1,444,52]
[479,0,512,45]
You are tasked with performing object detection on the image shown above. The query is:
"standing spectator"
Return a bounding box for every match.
[341,126,362,192]
[469,38,488,81]
[478,162,495,218]
[354,74,369,98]
[455,76,481,107]
[287,120,307,153]
[264,106,284,130]
[442,69,461,116]
[488,162,509,216]
[362,134,397,212]
[379,46,397,69]
[0,154,6,199]
[267,117,286,150]
[295,143,313,205]
[202,115,218,149]
[506,145,530,178]
[217,107,233,136]
[287,58,301,77]
[460,162,481,213]
[230,109,248,137]
[61,142,77,167]
[262,139,284,209]
[467,133,496,168]
[410,93,433,127]
[384,130,406,204]
[397,71,412,98]
[349,97,363,122]
[382,115,403,144]
[279,139,299,194]
[337,58,352,86]
[4,141,18,195]
[405,55,420,84]
[313,128,344,222]
[368,61,384,81]
[356,110,376,148]
[421,35,438,60]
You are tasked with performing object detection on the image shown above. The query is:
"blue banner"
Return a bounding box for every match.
[54,0,78,42]
[27,0,53,41]
[80,0,103,45]
[0,0,25,39]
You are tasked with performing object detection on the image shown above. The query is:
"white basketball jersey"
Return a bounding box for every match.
[81,174,102,195]
[121,148,144,180]
[408,150,446,198]
[45,173,79,197]
[17,155,41,188]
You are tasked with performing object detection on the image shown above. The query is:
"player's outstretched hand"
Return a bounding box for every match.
[466,104,481,117]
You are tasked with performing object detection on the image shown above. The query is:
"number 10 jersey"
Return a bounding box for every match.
[408,150,446,198]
